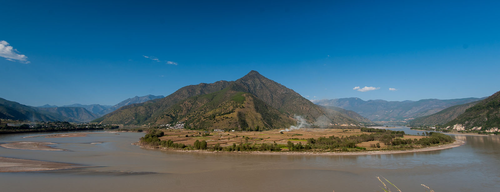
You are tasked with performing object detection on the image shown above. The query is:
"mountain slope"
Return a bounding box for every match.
[408,101,479,127]
[444,91,500,131]
[36,107,99,122]
[232,71,356,125]
[94,81,231,125]
[95,71,365,127]
[314,97,483,121]
[151,87,295,130]
[0,98,72,122]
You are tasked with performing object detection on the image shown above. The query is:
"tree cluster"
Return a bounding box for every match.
[194,140,208,150]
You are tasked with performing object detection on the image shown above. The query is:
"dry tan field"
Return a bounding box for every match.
[158,128,426,150]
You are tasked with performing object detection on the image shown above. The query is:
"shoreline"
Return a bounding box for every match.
[410,129,494,136]
[443,132,490,136]
[138,139,465,156]
[0,157,77,173]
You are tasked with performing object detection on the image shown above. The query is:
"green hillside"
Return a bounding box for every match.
[94,80,231,125]
[443,91,500,131]
[95,71,366,128]
[409,101,479,127]
[232,71,335,123]
[152,87,294,130]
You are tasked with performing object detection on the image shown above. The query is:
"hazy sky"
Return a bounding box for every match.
[1,0,500,106]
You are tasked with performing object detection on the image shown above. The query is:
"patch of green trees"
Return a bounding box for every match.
[194,140,208,150]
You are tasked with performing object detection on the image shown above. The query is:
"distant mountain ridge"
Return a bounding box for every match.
[36,107,99,122]
[1,98,72,122]
[1,94,165,123]
[322,106,373,125]
[101,94,164,115]
[62,104,111,116]
[314,97,483,122]
[95,71,366,129]
[38,95,164,117]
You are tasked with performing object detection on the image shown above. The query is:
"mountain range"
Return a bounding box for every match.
[314,97,483,123]
[6,70,494,130]
[1,98,73,122]
[36,107,99,122]
[1,95,164,123]
[41,94,164,116]
[94,71,368,129]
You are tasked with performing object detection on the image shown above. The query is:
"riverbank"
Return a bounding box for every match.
[0,142,63,151]
[138,139,465,156]
[0,157,76,172]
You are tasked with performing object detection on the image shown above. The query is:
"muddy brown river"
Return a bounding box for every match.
[0,128,499,191]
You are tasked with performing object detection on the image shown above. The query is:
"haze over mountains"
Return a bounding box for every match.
[1,95,164,122]
[314,97,483,123]
[1,98,73,122]
[41,94,165,116]
[95,71,368,129]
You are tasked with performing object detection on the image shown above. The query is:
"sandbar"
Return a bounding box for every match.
[0,142,63,151]
[0,157,76,173]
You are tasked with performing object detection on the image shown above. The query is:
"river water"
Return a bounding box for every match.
[0,128,499,192]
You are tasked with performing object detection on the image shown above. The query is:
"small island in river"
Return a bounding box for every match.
[138,127,459,155]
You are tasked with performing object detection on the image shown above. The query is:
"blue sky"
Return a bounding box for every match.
[1,0,500,106]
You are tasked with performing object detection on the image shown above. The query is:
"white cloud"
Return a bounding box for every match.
[0,40,30,64]
[389,88,397,91]
[166,61,178,65]
[143,55,160,62]
[143,55,177,65]
[353,86,380,92]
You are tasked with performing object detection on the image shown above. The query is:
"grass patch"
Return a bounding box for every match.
[231,92,246,104]
[288,139,307,142]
